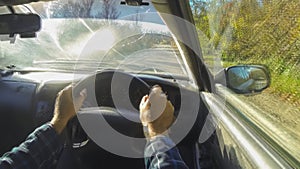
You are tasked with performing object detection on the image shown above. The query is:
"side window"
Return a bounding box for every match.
[192,0,300,163]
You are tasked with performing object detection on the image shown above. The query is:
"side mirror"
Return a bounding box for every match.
[215,65,271,94]
[0,14,41,37]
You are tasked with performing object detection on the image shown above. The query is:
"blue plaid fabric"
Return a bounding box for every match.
[0,123,63,169]
[0,124,188,169]
[145,135,189,169]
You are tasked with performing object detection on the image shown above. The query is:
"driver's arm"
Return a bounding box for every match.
[0,123,64,169]
[140,86,189,169]
[0,86,87,169]
[144,135,189,169]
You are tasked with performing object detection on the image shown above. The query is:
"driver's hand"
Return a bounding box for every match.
[139,85,174,138]
[50,85,87,134]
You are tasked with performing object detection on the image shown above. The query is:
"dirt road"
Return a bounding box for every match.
[240,89,300,133]
[230,88,300,161]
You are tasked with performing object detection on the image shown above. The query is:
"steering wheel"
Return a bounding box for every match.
[68,70,151,149]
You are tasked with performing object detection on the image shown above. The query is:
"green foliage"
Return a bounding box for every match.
[192,0,211,39]
[271,73,300,103]
[192,0,300,103]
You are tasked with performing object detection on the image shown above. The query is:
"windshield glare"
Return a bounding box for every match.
[0,1,189,79]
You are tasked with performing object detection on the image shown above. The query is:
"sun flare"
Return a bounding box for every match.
[90,28,116,51]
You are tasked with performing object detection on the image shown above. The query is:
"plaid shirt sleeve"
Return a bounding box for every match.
[144,135,189,169]
[0,123,64,169]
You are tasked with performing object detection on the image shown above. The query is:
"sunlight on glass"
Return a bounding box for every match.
[69,34,94,58]
[91,28,116,51]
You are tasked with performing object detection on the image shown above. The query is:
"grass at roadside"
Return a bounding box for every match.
[269,74,300,106]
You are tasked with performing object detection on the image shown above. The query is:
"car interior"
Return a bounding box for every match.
[0,0,279,169]
[0,69,209,169]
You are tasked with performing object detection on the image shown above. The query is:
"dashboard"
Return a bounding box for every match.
[0,70,203,169]
[0,80,37,154]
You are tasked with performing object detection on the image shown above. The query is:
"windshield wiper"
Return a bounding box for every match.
[0,64,74,77]
[0,64,17,77]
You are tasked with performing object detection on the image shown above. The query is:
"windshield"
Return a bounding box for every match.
[0,1,189,78]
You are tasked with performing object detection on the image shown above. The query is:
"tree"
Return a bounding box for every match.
[225,0,261,60]
[193,0,300,101]
[50,0,94,18]
[191,0,210,39]
[98,0,120,19]
[50,0,120,19]
[131,9,144,24]
[224,0,300,68]
[192,0,238,52]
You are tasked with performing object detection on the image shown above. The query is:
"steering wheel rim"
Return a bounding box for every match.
[69,70,150,149]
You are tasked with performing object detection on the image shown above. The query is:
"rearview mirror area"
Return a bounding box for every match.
[0,14,41,37]
[225,65,271,94]
[120,0,149,6]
